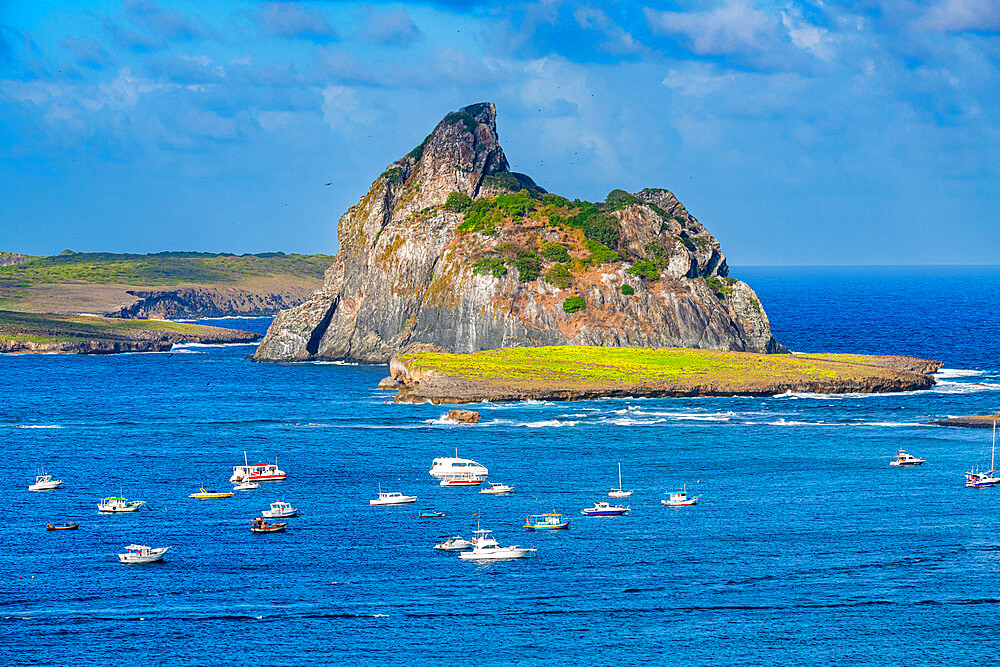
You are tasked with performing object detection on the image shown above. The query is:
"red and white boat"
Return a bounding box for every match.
[439,473,484,487]
[230,451,286,483]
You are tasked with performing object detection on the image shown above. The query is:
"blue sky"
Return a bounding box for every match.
[1,0,998,265]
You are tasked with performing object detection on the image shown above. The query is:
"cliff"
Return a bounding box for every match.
[255,102,785,363]
[388,347,940,404]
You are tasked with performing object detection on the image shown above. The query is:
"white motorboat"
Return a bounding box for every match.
[369,484,417,505]
[261,501,297,518]
[581,501,629,516]
[233,475,260,491]
[439,473,484,487]
[433,536,472,551]
[966,422,1000,488]
[118,544,170,564]
[28,471,63,491]
[429,451,488,480]
[890,450,925,466]
[480,481,514,495]
[98,496,146,513]
[458,528,535,561]
[661,486,699,507]
[230,451,285,483]
[609,462,633,498]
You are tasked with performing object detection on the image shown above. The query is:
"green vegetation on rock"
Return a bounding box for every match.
[540,242,570,263]
[515,251,542,282]
[585,239,619,265]
[566,200,621,249]
[627,260,660,282]
[444,192,473,213]
[705,275,737,299]
[473,257,507,279]
[621,284,635,295]
[605,189,641,211]
[562,296,586,313]
[544,263,571,289]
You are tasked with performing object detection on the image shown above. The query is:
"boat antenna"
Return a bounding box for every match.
[993,421,997,473]
[244,450,249,467]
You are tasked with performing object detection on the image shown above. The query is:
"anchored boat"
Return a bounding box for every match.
[189,487,235,499]
[439,473,484,487]
[434,536,472,551]
[661,486,699,507]
[261,501,297,518]
[98,496,146,513]
[429,450,489,481]
[45,522,79,531]
[609,462,633,498]
[230,451,286,483]
[890,450,925,466]
[480,481,514,495]
[118,544,170,564]
[524,512,570,530]
[250,517,288,533]
[581,501,629,516]
[370,484,417,505]
[458,528,536,561]
[966,422,1000,488]
[28,470,63,492]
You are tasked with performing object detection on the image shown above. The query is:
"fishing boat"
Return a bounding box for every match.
[609,462,633,498]
[369,485,417,505]
[661,486,699,507]
[229,451,286,483]
[480,481,514,495]
[261,501,297,518]
[118,544,170,564]
[45,522,79,531]
[28,470,63,492]
[232,476,260,491]
[97,496,145,513]
[439,473,484,487]
[458,528,536,561]
[189,487,235,499]
[966,422,1000,488]
[250,517,288,533]
[419,510,446,518]
[580,501,629,516]
[890,450,925,466]
[429,450,488,480]
[433,536,472,551]
[524,512,570,530]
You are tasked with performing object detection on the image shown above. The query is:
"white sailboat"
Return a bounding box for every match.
[609,462,633,498]
[966,421,1000,488]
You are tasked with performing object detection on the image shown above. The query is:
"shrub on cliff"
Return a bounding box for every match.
[621,284,635,295]
[605,189,640,211]
[677,236,696,251]
[627,261,659,281]
[585,239,619,265]
[566,201,621,248]
[562,296,586,313]
[473,257,507,279]
[458,199,502,233]
[515,251,542,282]
[540,242,570,263]
[705,275,737,299]
[445,192,473,213]
[494,190,536,218]
[544,263,571,289]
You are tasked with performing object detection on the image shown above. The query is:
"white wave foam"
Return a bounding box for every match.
[763,418,825,426]
[605,417,668,426]
[860,421,925,427]
[424,415,459,425]
[308,360,367,366]
[16,424,62,429]
[172,342,256,349]
[632,410,736,421]
[934,368,987,379]
[294,422,334,428]
[522,419,579,428]
[932,381,1000,395]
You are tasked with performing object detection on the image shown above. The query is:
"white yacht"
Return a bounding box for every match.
[890,450,925,466]
[261,501,297,518]
[480,481,514,495]
[661,486,699,507]
[609,462,633,498]
[369,486,417,505]
[28,471,63,491]
[439,473,484,487]
[458,528,535,561]
[966,422,999,488]
[429,453,488,480]
[118,544,170,564]
[230,451,285,483]
[434,536,472,551]
[98,496,146,513]
[232,475,260,491]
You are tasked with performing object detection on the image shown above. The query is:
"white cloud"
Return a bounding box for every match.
[916,0,1000,32]
[644,2,780,56]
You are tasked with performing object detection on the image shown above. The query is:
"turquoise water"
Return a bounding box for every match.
[3,266,1000,665]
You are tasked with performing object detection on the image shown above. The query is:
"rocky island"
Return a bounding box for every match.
[387,346,942,403]
[931,414,1000,428]
[255,102,783,364]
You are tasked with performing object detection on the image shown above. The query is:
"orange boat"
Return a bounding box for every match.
[46,522,79,531]
[250,517,287,533]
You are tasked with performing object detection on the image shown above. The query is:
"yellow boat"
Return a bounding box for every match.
[189,487,235,499]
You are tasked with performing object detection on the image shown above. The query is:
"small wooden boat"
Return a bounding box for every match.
[46,522,79,531]
[661,486,699,507]
[118,544,170,563]
[250,517,288,533]
[189,487,235,499]
[890,450,925,466]
[524,512,570,530]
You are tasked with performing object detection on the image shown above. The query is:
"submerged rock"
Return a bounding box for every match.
[255,102,785,363]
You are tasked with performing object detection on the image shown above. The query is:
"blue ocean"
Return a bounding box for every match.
[4,266,1000,665]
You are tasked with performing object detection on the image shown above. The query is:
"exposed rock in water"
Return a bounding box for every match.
[377,376,399,390]
[110,287,313,319]
[447,409,481,423]
[931,414,1000,428]
[255,102,786,363]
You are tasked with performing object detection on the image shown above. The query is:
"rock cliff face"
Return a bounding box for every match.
[255,102,785,363]
[110,287,310,319]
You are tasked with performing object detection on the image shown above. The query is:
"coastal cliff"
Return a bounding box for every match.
[110,287,310,319]
[255,102,784,363]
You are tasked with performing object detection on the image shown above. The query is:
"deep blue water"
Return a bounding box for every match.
[4,266,1000,665]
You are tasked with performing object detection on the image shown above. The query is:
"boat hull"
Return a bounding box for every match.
[189,493,235,499]
[458,549,533,560]
[46,523,79,531]
[662,499,698,506]
[581,510,628,516]
[251,523,288,533]
[370,498,416,505]
[29,482,63,491]
[524,523,569,530]
[261,510,297,518]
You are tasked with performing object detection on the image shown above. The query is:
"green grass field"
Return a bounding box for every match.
[0,310,253,345]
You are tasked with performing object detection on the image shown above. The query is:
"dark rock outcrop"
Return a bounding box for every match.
[255,102,785,363]
[110,288,310,319]
[931,415,1000,428]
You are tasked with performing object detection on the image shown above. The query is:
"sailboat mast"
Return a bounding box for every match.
[618,462,622,489]
[993,421,996,472]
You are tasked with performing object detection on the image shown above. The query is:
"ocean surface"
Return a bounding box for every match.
[3,265,1000,665]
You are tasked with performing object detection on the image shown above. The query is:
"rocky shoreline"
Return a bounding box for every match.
[387,347,942,404]
[931,414,1000,428]
[0,310,259,354]
[109,287,312,319]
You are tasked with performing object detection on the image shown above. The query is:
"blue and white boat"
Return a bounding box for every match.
[580,501,629,516]
[524,512,570,530]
